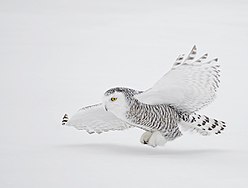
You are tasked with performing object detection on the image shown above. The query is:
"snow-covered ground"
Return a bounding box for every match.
[1,0,248,187]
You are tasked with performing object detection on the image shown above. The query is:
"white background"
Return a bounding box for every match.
[1,0,248,187]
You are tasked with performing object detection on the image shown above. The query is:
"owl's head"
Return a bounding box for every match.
[102,87,131,119]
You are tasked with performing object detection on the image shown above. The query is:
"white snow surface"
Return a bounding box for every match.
[1,0,248,187]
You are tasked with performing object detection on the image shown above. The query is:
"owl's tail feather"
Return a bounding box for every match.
[179,113,226,136]
[62,114,69,125]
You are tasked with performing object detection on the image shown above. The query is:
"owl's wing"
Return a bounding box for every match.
[62,103,132,134]
[134,46,220,113]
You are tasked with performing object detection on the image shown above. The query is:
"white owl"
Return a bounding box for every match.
[62,46,226,147]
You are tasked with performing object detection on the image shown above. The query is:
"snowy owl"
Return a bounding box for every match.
[62,46,226,147]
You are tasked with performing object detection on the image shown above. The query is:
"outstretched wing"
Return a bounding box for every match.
[62,103,132,134]
[134,46,220,113]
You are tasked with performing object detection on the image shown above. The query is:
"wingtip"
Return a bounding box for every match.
[185,45,197,61]
[190,45,197,53]
[211,58,218,63]
[62,113,69,125]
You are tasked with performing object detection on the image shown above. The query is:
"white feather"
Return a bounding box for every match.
[134,46,220,113]
[63,103,132,134]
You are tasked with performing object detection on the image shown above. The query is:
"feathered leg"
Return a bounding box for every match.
[147,131,167,147]
[140,131,167,147]
[140,131,153,144]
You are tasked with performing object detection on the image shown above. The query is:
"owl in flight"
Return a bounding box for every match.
[62,46,226,147]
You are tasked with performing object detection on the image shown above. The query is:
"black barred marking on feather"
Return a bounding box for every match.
[191,117,196,123]
[126,99,182,141]
[62,114,69,125]
[172,45,215,68]
[173,54,185,67]
[184,45,197,62]
[87,131,94,134]
[195,53,208,63]
[179,112,226,136]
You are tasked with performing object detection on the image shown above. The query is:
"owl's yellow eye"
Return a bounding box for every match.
[111,97,117,102]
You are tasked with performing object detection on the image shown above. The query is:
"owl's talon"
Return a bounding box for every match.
[140,131,167,147]
[140,131,153,144]
[147,131,167,147]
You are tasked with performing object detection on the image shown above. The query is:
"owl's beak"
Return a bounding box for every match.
[104,105,108,111]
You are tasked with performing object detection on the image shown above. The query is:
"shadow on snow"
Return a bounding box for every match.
[56,143,230,157]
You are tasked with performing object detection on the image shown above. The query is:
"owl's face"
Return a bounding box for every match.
[103,90,130,120]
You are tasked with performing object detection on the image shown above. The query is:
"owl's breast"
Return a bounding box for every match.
[125,101,180,132]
